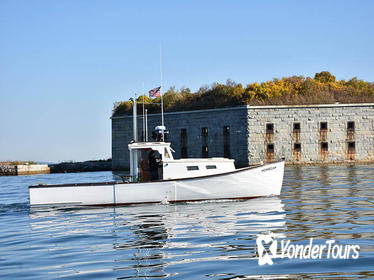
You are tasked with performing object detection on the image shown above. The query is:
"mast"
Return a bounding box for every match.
[142,82,145,141]
[145,109,148,141]
[133,93,138,142]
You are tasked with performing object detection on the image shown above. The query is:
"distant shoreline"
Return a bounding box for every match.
[0,160,112,176]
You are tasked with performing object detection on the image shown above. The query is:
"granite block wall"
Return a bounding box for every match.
[247,104,374,164]
[112,106,249,170]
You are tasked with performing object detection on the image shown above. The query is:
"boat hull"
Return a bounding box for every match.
[29,161,284,206]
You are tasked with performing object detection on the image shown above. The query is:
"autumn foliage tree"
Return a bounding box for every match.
[112,71,374,116]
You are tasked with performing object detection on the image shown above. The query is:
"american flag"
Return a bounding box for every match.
[149,86,161,97]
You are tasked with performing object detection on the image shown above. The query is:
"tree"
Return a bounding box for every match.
[314,71,336,83]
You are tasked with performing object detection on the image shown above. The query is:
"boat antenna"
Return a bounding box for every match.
[133,93,138,142]
[142,82,145,142]
[160,45,165,141]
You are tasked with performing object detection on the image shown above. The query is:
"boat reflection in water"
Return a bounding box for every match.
[28,197,285,278]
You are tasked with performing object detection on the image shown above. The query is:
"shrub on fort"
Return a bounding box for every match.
[112,71,374,116]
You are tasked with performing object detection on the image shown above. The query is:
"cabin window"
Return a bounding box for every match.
[223,126,230,158]
[293,122,300,132]
[202,127,209,158]
[266,123,274,134]
[320,122,328,130]
[347,121,355,131]
[180,128,188,158]
[187,166,199,171]
[206,165,217,169]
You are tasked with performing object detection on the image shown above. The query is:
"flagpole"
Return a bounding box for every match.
[160,45,164,140]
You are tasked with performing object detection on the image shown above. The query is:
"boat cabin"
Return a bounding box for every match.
[128,142,235,182]
[128,99,235,183]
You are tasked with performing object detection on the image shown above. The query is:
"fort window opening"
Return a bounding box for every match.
[294,143,301,152]
[320,122,328,141]
[293,122,301,141]
[347,141,356,160]
[266,123,274,134]
[321,142,328,151]
[320,141,329,161]
[180,129,188,158]
[293,142,301,161]
[266,123,274,142]
[320,122,328,130]
[347,121,355,141]
[267,143,274,153]
[223,126,230,158]
[202,127,209,158]
[293,122,301,132]
[348,141,355,150]
[266,143,275,162]
[347,121,355,131]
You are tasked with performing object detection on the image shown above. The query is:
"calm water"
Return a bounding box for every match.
[0,165,373,279]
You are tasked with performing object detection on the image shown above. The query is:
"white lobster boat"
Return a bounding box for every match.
[29,100,284,206]
[29,140,284,206]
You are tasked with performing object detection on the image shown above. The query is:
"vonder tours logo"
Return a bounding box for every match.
[256,232,360,266]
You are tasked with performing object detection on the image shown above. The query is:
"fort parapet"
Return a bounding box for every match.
[111,103,374,170]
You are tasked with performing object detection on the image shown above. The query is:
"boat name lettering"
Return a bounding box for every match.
[261,166,276,172]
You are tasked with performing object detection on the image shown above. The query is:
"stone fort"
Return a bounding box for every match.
[112,103,374,170]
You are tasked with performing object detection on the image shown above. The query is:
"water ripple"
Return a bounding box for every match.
[0,167,373,279]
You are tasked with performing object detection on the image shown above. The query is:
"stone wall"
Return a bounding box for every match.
[112,103,374,170]
[0,165,17,176]
[247,104,374,164]
[0,164,50,176]
[112,106,249,170]
[16,164,50,175]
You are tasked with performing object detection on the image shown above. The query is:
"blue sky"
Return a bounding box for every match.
[1,0,373,162]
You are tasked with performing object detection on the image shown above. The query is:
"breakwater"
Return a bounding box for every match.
[49,161,112,173]
[0,164,50,176]
[1,161,112,176]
